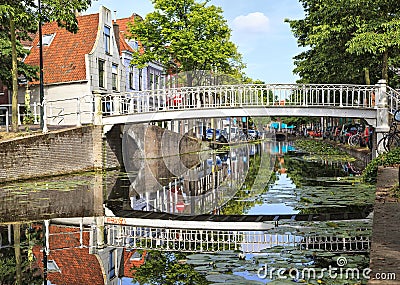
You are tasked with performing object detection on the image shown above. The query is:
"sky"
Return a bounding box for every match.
[86,0,305,83]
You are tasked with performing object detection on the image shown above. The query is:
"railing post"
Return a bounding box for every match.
[76,97,81,127]
[96,216,105,249]
[17,103,21,126]
[196,87,201,108]
[93,92,103,126]
[113,94,121,115]
[339,86,343,107]
[375,79,390,155]
[33,102,39,124]
[5,108,9,132]
[42,98,48,133]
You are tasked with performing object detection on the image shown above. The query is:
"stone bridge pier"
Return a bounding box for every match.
[374,80,390,155]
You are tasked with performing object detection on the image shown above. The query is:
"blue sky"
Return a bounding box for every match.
[86,0,305,83]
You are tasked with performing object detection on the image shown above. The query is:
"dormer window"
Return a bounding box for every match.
[38,33,55,46]
[126,39,138,51]
[104,26,111,54]
[47,260,60,272]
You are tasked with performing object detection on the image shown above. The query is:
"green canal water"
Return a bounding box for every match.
[0,140,375,284]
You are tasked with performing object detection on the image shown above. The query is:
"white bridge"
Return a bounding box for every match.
[91,81,400,130]
[5,81,397,137]
[49,216,371,254]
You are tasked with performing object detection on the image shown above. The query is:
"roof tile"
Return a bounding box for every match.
[25,13,99,85]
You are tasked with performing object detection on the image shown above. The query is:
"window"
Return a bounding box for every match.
[98,59,105,88]
[47,260,60,272]
[109,250,115,278]
[112,64,118,91]
[149,73,154,90]
[38,33,55,46]
[129,67,134,90]
[104,26,111,54]
[155,75,160,90]
[139,69,142,91]
[127,39,139,51]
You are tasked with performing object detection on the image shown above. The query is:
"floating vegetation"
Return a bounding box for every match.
[185,242,370,284]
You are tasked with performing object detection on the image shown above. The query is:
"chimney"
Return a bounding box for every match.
[113,21,120,53]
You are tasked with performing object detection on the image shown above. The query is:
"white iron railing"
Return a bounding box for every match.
[386,86,400,115]
[3,83,400,130]
[100,84,377,116]
[104,224,370,253]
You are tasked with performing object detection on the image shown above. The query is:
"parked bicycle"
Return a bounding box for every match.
[377,109,400,153]
[348,126,368,147]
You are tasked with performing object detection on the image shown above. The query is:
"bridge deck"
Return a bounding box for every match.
[111,209,372,224]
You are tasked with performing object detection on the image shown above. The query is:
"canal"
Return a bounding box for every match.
[0,140,374,284]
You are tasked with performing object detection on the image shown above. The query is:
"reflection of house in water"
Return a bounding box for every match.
[124,146,251,216]
[32,224,145,284]
[269,172,296,190]
[269,141,295,155]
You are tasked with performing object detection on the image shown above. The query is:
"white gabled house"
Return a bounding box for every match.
[21,6,126,125]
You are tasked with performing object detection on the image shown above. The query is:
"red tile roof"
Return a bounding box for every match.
[25,13,99,85]
[115,15,146,55]
[115,15,136,38]
[33,225,105,285]
[115,15,136,55]
[123,249,146,278]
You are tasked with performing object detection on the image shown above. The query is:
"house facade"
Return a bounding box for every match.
[32,224,144,285]
[22,6,126,125]
[20,6,166,126]
[114,15,164,93]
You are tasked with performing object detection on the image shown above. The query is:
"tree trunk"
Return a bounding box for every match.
[10,14,19,132]
[14,224,22,285]
[364,67,370,85]
[382,49,389,82]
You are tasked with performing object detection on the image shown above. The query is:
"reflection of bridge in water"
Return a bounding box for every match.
[98,140,373,254]
[104,220,370,254]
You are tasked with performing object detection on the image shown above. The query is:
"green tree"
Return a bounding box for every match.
[0,0,92,131]
[131,251,208,285]
[346,0,400,83]
[285,0,392,85]
[128,0,245,86]
[0,2,38,131]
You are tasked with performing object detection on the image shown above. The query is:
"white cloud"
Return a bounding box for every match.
[232,12,270,34]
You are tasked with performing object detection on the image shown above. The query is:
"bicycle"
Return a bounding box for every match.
[377,109,400,153]
[348,128,367,147]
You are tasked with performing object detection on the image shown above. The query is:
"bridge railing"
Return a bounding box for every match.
[104,224,370,253]
[387,86,400,115]
[99,84,377,117]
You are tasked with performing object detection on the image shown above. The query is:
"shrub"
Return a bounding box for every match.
[363,147,400,183]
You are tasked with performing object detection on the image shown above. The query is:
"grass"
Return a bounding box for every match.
[0,131,33,141]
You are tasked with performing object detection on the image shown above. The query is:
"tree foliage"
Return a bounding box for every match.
[286,0,400,86]
[0,2,38,87]
[131,251,208,285]
[128,0,245,86]
[0,0,92,131]
[0,0,92,86]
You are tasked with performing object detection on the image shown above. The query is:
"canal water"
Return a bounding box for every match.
[0,140,374,284]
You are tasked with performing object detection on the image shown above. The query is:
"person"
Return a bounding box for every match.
[367,126,373,150]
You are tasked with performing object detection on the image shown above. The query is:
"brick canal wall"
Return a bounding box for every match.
[0,124,203,183]
[0,126,103,183]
